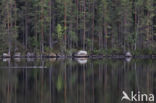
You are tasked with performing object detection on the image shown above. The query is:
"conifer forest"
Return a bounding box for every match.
[0,1,156,103]
[0,0,156,55]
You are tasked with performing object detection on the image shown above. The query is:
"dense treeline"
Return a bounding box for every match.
[0,0,156,55]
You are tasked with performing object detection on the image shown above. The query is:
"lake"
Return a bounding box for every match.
[0,58,155,103]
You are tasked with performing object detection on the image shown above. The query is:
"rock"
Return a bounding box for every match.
[152,55,156,58]
[74,50,88,57]
[27,58,34,62]
[27,52,35,57]
[14,52,21,57]
[125,51,132,57]
[49,52,56,57]
[3,53,10,57]
[57,53,65,58]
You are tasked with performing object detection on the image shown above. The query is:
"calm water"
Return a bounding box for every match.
[0,58,155,103]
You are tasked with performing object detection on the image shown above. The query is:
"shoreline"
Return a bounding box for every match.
[0,55,155,59]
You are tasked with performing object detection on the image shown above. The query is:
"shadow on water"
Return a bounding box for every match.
[0,58,155,103]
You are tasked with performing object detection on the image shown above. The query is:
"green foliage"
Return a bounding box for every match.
[132,48,156,55]
[56,24,64,40]
[68,31,78,43]
[29,37,40,49]
[87,38,92,49]
[65,48,77,56]
[44,46,54,53]
[91,48,123,55]
[0,0,155,54]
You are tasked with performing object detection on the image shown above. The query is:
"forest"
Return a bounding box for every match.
[0,0,156,56]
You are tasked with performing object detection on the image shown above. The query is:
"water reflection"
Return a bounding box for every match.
[125,57,132,63]
[75,58,88,64]
[0,58,155,103]
[2,58,11,62]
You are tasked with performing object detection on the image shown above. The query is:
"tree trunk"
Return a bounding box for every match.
[49,0,53,49]
[134,4,137,50]
[64,0,67,50]
[76,0,79,48]
[104,22,108,49]
[25,1,28,51]
[91,0,95,51]
[83,0,86,50]
[41,0,44,54]
[7,2,11,55]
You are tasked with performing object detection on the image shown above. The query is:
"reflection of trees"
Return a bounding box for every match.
[0,59,155,103]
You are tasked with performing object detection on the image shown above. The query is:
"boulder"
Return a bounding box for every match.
[49,52,56,57]
[27,58,34,62]
[152,55,156,58]
[57,53,65,58]
[74,50,88,57]
[3,53,10,57]
[27,52,35,57]
[14,52,21,57]
[125,51,132,57]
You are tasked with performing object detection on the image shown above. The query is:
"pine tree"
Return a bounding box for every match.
[0,0,18,54]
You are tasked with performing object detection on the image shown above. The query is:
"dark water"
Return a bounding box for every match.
[0,58,155,103]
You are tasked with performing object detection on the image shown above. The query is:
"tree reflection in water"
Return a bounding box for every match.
[0,58,155,103]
